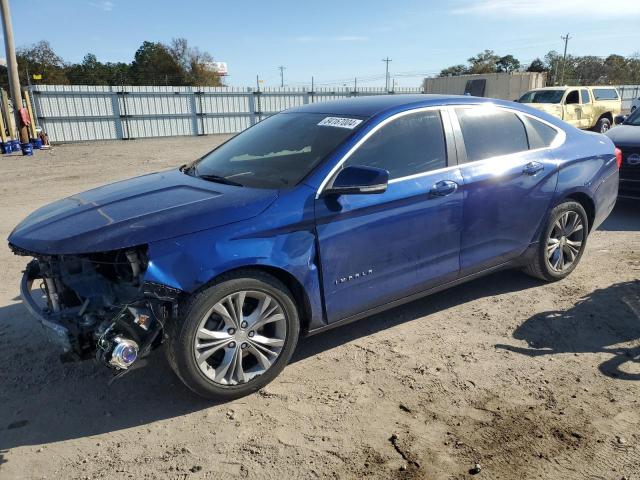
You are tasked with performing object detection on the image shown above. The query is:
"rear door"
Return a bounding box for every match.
[315,108,463,323]
[451,106,562,275]
[580,89,595,129]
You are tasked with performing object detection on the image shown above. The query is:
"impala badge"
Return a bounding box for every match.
[335,269,373,285]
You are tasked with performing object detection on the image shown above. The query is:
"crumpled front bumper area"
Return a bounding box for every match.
[20,263,72,352]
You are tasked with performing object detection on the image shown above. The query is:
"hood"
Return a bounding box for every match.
[8,169,278,255]
[521,103,563,118]
[605,125,640,146]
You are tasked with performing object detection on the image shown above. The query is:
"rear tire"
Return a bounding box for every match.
[594,117,611,134]
[166,271,300,400]
[524,201,589,282]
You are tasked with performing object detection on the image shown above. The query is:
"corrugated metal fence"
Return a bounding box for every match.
[30,85,424,143]
[30,84,640,143]
[618,85,640,112]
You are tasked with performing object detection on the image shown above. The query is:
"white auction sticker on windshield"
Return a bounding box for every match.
[318,117,363,129]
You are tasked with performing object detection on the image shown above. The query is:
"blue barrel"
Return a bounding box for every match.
[1,142,12,154]
[11,139,21,152]
[31,138,43,149]
[21,142,33,156]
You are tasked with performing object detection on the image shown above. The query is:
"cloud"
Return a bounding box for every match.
[295,35,369,43]
[89,1,114,11]
[452,0,640,17]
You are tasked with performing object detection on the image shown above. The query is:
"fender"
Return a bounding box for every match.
[143,186,326,330]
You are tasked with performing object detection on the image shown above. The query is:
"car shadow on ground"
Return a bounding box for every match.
[0,270,541,454]
[496,280,640,380]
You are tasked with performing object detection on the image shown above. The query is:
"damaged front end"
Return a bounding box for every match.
[12,244,181,373]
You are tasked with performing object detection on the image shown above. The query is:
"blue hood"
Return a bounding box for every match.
[8,169,278,255]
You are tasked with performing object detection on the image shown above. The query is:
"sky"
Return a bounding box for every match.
[3,0,640,88]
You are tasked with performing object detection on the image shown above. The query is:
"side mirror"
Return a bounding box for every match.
[323,165,389,196]
[614,114,628,125]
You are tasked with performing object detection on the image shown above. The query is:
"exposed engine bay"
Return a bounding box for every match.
[11,244,181,374]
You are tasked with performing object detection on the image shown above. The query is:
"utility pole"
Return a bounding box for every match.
[382,57,392,91]
[560,33,571,86]
[278,65,285,87]
[0,0,29,144]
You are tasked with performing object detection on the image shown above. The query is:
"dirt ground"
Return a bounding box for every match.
[0,136,639,480]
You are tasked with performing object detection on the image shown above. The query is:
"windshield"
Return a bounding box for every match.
[518,90,565,104]
[186,112,365,189]
[625,108,640,126]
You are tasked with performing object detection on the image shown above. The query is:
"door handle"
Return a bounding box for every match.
[522,161,544,176]
[429,180,458,197]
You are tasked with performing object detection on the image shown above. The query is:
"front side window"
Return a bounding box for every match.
[342,110,447,179]
[456,108,529,162]
[189,112,364,188]
[593,88,619,100]
[566,90,580,105]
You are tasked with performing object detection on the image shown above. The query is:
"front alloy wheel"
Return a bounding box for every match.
[195,290,287,385]
[167,271,299,400]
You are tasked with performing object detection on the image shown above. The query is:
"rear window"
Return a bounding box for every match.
[456,108,529,162]
[593,88,619,101]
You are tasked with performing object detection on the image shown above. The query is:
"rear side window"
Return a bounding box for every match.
[456,108,528,162]
[593,88,619,100]
[521,116,559,149]
[581,90,590,104]
[343,110,447,179]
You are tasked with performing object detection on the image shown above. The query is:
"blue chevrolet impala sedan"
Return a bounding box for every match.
[9,95,620,399]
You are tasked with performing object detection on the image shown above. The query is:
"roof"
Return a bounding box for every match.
[285,94,503,117]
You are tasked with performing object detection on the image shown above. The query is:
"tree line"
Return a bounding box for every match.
[439,49,640,85]
[0,38,223,89]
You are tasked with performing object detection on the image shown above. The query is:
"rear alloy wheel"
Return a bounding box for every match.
[524,201,589,282]
[545,210,585,273]
[166,271,299,400]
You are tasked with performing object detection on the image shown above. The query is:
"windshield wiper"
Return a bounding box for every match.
[180,164,243,187]
[197,174,244,187]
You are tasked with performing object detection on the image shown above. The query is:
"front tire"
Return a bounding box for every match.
[524,201,589,282]
[166,271,300,400]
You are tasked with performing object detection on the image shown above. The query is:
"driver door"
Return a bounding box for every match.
[563,89,582,128]
[314,109,463,323]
